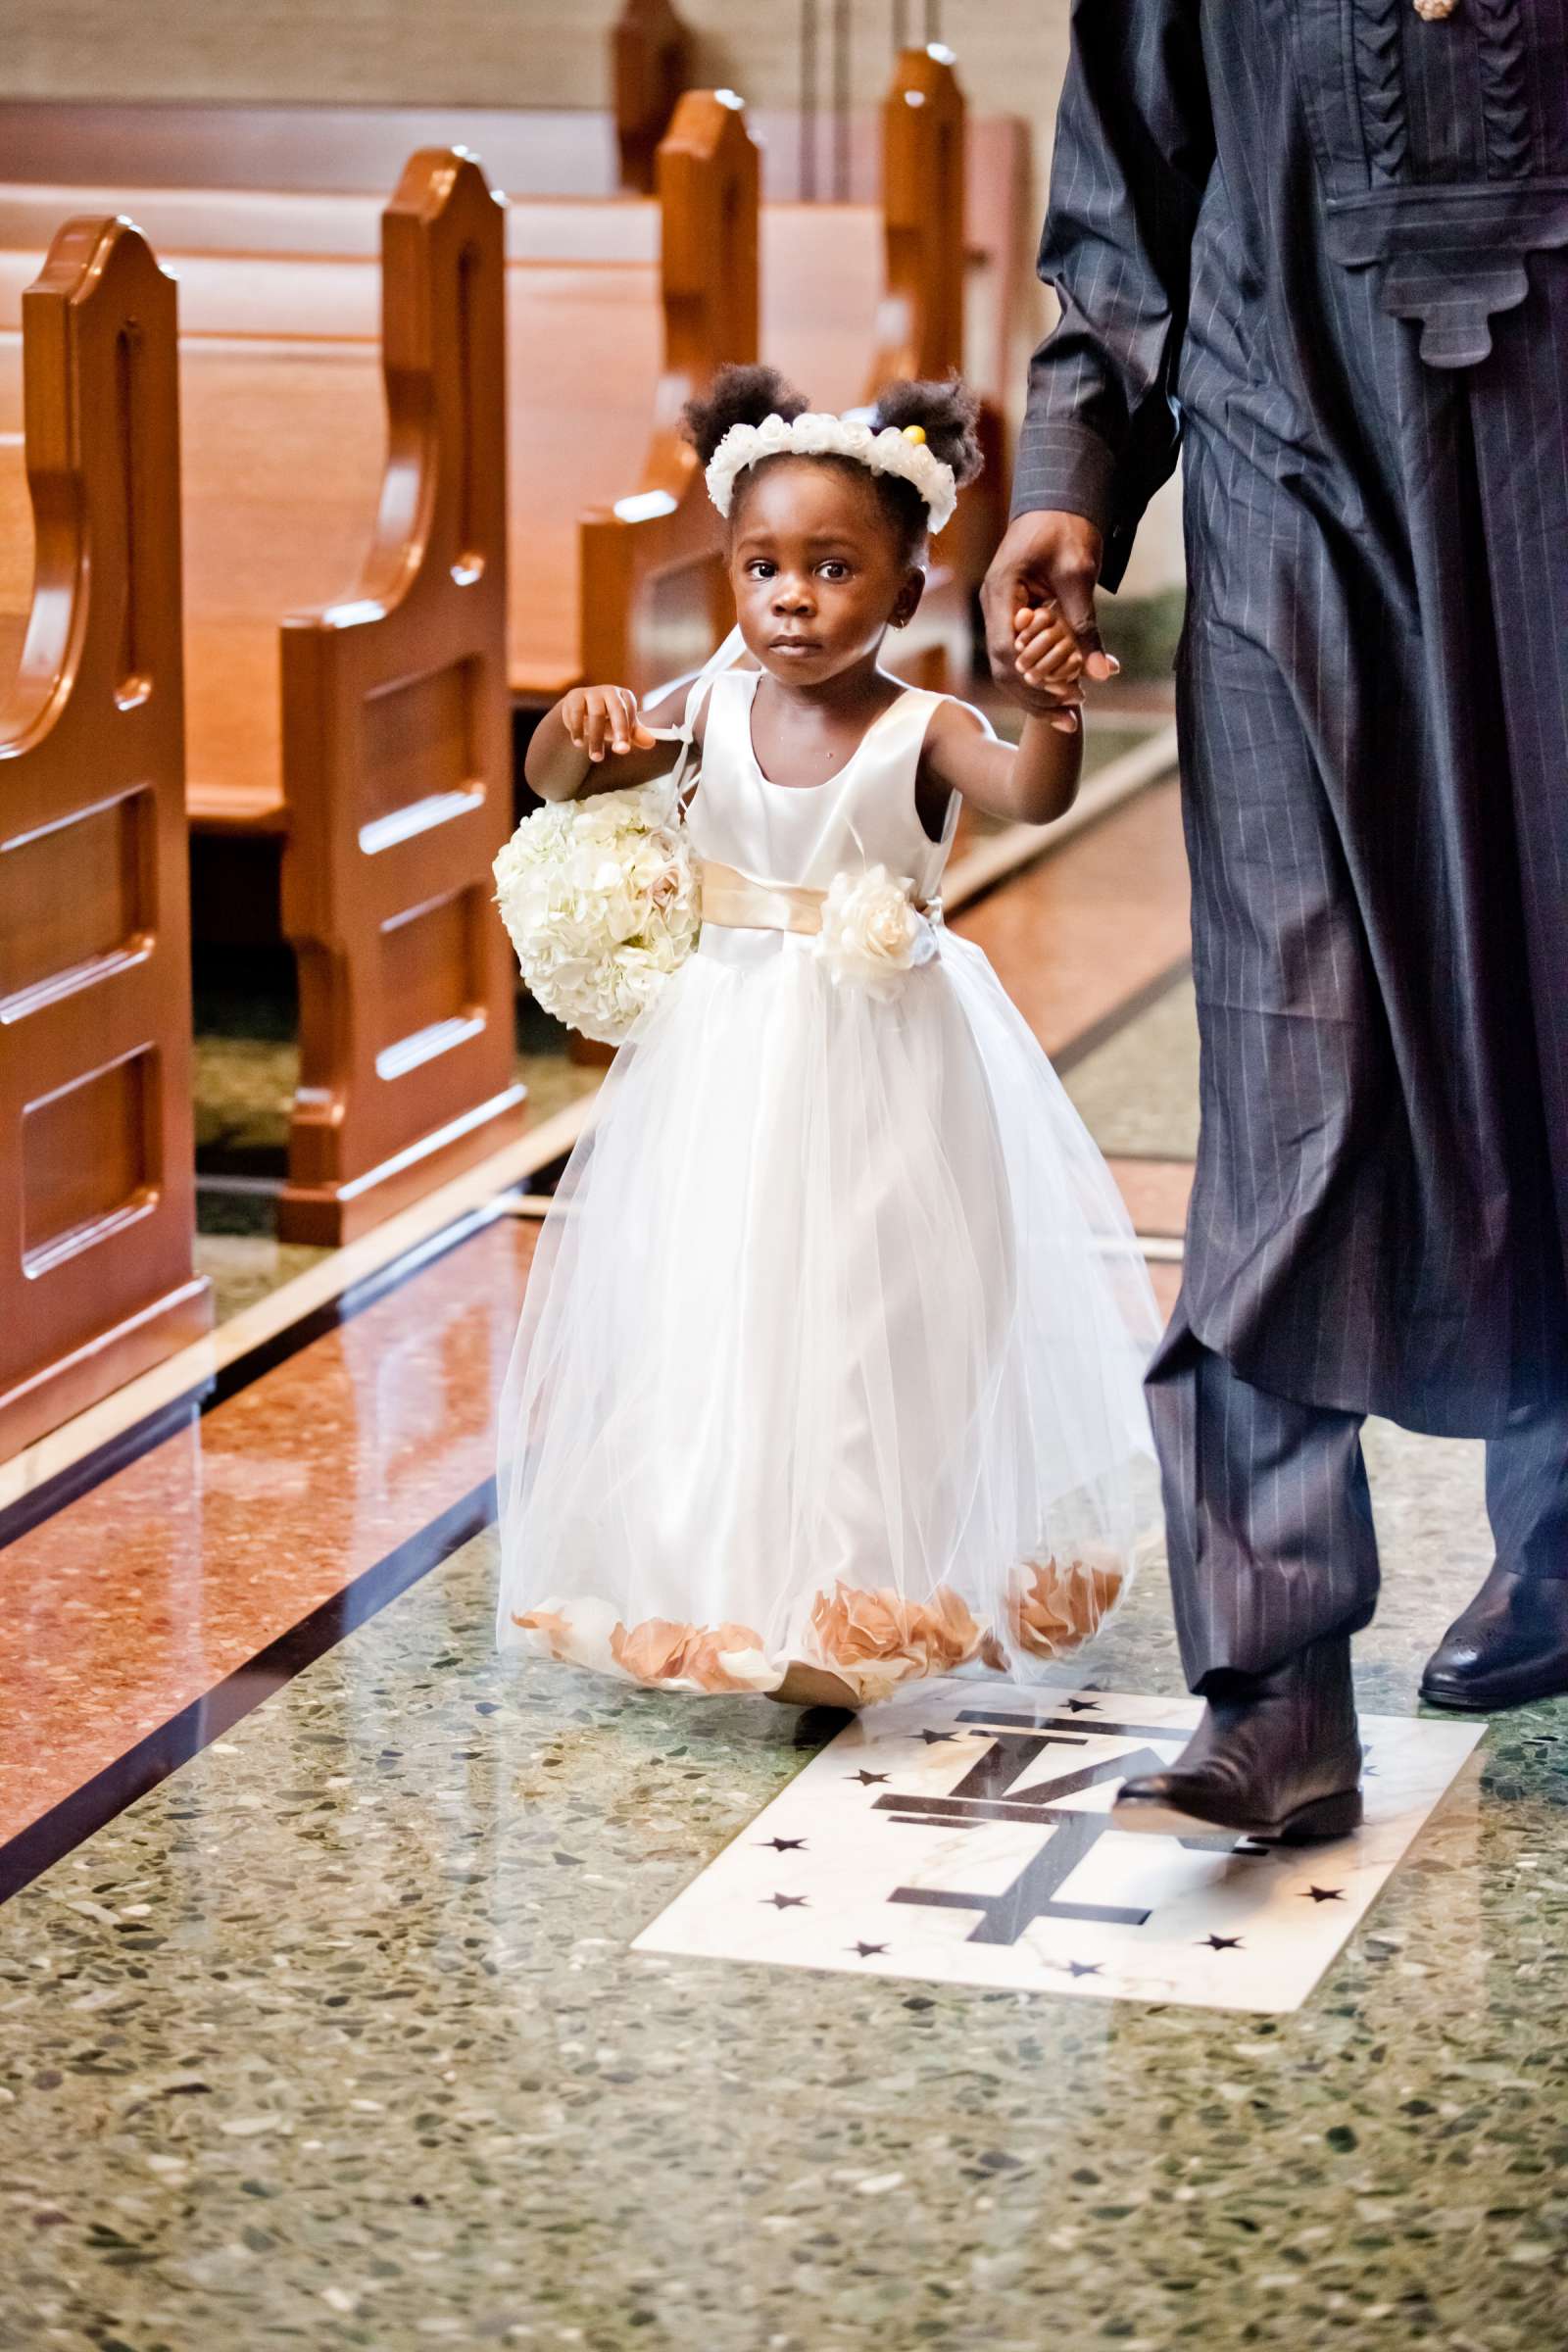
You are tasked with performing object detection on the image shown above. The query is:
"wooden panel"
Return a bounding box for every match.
[376,888,486,1079]
[0,188,661,266]
[762,204,885,412]
[879,46,966,386]
[0,786,151,1012]
[360,660,481,847]
[22,1049,156,1273]
[0,219,210,1457]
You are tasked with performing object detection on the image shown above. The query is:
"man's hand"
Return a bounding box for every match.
[981,512,1116,713]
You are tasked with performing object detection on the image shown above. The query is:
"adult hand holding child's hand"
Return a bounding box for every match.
[981,511,1118,729]
[563,685,658,763]
[1012,602,1087,736]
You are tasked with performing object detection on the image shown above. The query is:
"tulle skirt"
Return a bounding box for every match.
[497,929,1162,1703]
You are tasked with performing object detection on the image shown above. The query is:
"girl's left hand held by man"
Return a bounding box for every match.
[1013,602,1090,735]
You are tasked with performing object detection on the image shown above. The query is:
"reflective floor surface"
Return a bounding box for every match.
[3,1429,1565,2351]
[6,765,1565,2350]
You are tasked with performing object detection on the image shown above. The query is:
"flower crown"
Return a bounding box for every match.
[704,410,958,536]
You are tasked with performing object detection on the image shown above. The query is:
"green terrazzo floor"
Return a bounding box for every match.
[3,1421,1565,2349]
[1065,975,1200,1159]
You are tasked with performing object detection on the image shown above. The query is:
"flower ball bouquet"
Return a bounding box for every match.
[493,778,702,1047]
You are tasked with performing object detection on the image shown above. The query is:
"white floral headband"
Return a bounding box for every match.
[705,409,958,536]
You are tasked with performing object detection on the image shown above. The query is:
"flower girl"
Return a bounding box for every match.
[497,367,1159,1706]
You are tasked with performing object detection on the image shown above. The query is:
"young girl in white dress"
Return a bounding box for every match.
[497,368,1159,1706]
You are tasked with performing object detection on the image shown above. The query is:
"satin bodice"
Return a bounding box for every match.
[686,671,957,969]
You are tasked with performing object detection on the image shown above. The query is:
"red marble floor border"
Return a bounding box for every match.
[0,1478,494,1905]
[0,1214,542,1867]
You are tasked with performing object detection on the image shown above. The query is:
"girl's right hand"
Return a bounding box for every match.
[563,686,658,763]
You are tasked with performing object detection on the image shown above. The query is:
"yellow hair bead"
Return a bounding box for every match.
[901,423,927,445]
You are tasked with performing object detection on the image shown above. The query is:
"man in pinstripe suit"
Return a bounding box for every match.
[982,0,1568,1838]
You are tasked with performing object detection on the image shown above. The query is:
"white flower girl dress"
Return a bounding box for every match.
[497,667,1160,1703]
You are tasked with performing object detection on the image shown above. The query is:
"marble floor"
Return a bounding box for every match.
[8,759,1568,2349]
[3,1422,1565,2351]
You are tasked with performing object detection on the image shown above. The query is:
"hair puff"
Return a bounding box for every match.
[681,364,810,469]
[870,376,985,489]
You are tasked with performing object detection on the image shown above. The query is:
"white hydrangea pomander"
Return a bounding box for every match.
[813,864,936,1000]
[705,410,959,535]
[492,778,702,1047]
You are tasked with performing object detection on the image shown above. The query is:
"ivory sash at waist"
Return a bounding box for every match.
[699,860,828,937]
[698,859,939,936]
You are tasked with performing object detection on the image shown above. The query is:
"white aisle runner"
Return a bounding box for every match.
[633,1682,1483,2014]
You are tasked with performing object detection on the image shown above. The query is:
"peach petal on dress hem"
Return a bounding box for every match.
[610,1616,776,1693]
[513,1606,573,1648]
[1009,1555,1123,1660]
[804,1580,983,1701]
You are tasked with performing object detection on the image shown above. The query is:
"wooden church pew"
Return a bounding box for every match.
[270,152,525,1246]
[0,94,755,707]
[0,0,690,197]
[760,47,984,687]
[0,217,212,1458]
[0,151,525,1248]
[0,61,970,709]
[536,86,759,700]
[750,92,1030,421]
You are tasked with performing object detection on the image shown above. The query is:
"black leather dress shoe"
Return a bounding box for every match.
[1112,1635,1363,1842]
[1420,1563,1568,1712]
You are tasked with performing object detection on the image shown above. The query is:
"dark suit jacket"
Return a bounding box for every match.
[1015,0,1568,585]
[1015,0,1568,1434]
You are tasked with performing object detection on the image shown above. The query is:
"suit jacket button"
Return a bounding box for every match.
[1412,0,1458,18]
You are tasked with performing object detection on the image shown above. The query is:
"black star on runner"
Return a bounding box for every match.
[850,1941,890,1959]
[1301,1886,1345,1903]
[1200,1934,1244,1951]
[1066,1960,1103,1978]
[763,1893,808,1910]
[759,1837,808,1852]
[849,1770,891,1786]
[1063,1699,1100,1714]
[919,1730,959,1744]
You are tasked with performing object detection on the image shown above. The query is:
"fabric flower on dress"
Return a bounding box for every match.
[493,779,702,1045]
[813,865,935,1000]
[805,1581,982,1702]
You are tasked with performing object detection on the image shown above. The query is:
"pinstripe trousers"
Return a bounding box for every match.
[1148,1318,1568,1690]
[1150,257,1568,1689]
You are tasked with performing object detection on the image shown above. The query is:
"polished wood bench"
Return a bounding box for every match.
[0,152,525,1247]
[0,0,690,196]
[0,93,757,709]
[0,218,212,1456]
[749,89,1029,416]
[0,59,974,712]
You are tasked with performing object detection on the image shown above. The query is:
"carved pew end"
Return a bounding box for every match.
[0,217,213,1457]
